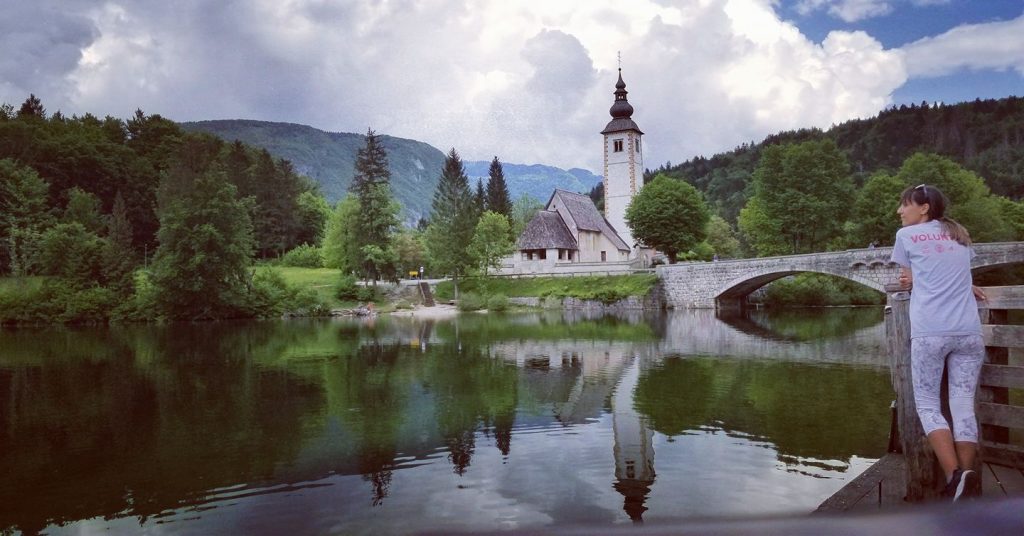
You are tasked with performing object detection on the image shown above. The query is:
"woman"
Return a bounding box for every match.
[891,183,987,502]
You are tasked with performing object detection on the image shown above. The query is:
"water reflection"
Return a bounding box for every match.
[0,309,891,534]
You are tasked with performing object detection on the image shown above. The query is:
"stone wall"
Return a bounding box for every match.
[494,259,634,277]
[508,281,664,311]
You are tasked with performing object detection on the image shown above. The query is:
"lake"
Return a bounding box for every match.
[0,307,893,534]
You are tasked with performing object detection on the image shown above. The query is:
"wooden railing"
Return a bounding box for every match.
[976,286,1024,468]
[885,284,1024,501]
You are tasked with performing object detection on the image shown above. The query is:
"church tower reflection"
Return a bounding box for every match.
[611,355,655,523]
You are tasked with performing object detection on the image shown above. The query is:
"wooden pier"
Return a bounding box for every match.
[818,285,1024,512]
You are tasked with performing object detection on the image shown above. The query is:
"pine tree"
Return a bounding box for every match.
[475,179,486,215]
[351,129,398,282]
[102,191,136,293]
[426,148,477,292]
[485,156,512,217]
[17,94,45,120]
[350,129,390,198]
[249,150,300,257]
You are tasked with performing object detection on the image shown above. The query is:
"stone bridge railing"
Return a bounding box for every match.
[656,242,1024,309]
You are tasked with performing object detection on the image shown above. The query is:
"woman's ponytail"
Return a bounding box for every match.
[940,216,972,246]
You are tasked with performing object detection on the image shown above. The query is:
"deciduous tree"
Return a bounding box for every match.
[468,211,514,277]
[625,174,710,264]
[323,195,361,273]
[744,140,853,254]
[150,167,254,320]
[0,159,50,275]
[846,171,905,248]
[704,215,741,259]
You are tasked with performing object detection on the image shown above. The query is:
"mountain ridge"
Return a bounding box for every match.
[179,119,602,223]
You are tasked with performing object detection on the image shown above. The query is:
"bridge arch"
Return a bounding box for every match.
[656,242,1024,309]
[715,268,887,304]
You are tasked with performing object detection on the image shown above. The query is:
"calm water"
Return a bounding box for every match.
[0,308,893,534]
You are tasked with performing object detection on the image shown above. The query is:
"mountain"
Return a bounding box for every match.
[180,120,444,223]
[179,120,602,222]
[462,161,601,204]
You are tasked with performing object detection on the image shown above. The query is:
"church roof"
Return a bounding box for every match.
[601,117,643,135]
[549,190,631,252]
[518,210,577,250]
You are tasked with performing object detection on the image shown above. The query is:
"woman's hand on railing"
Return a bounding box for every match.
[897,268,913,289]
[972,285,987,301]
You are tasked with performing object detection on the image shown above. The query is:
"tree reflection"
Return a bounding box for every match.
[423,343,518,475]
[634,356,891,463]
[0,323,323,534]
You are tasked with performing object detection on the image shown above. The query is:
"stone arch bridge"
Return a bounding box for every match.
[656,242,1024,309]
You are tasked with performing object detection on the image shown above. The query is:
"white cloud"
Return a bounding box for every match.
[0,0,1010,175]
[796,0,892,22]
[901,14,1024,77]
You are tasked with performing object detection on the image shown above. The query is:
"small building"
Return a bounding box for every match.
[513,189,630,273]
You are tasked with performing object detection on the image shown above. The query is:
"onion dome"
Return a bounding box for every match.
[601,69,643,135]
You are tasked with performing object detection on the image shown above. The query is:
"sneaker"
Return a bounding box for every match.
[941,469,964,501]
[942,469,977,502]
[960,469,981,501]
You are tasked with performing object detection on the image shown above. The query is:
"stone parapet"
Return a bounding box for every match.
[656,243,1024,309]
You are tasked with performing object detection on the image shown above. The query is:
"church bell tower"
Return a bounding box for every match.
[601,69,644,255]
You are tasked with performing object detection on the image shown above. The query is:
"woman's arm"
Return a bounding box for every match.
[898,267,912,289]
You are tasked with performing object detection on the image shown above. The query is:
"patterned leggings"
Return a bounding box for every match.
[911,334,985,442]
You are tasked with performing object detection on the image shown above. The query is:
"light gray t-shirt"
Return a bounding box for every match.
[890,220,981,339]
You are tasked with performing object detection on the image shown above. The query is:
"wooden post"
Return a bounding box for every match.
[884,283,945,501]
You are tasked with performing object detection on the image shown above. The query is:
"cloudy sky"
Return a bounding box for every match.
[3,0,1022,173]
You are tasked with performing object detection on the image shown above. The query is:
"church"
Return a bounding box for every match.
[500,70,646,275]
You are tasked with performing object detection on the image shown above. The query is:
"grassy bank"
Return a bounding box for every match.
[435,274,659,304]
[266,266,343,305]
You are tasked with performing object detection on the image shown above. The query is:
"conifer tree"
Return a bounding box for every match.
[102,191,136,293]
[426,148,477,292]
[17,94,45,120]
[475,179,486,215]
[350,129,390,198]
[350,129,398,282]
[485,156,512,217]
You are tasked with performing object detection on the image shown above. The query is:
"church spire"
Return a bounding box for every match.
[601,68,643,135]
[609,69,634,119]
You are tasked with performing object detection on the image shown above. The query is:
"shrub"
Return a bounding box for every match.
[246,268,323,317]
[356,285,377,302]
[486,294,508,311]
[112,271,159,321]
[281,244,323,268]
[590,288,627,305]
[0,279,116,324]
[336,274,360,301]
[457,292,486,311]
[336,274,378,302]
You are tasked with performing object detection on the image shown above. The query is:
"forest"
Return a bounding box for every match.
[647,96,1024,225]
[0,95,329,322]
